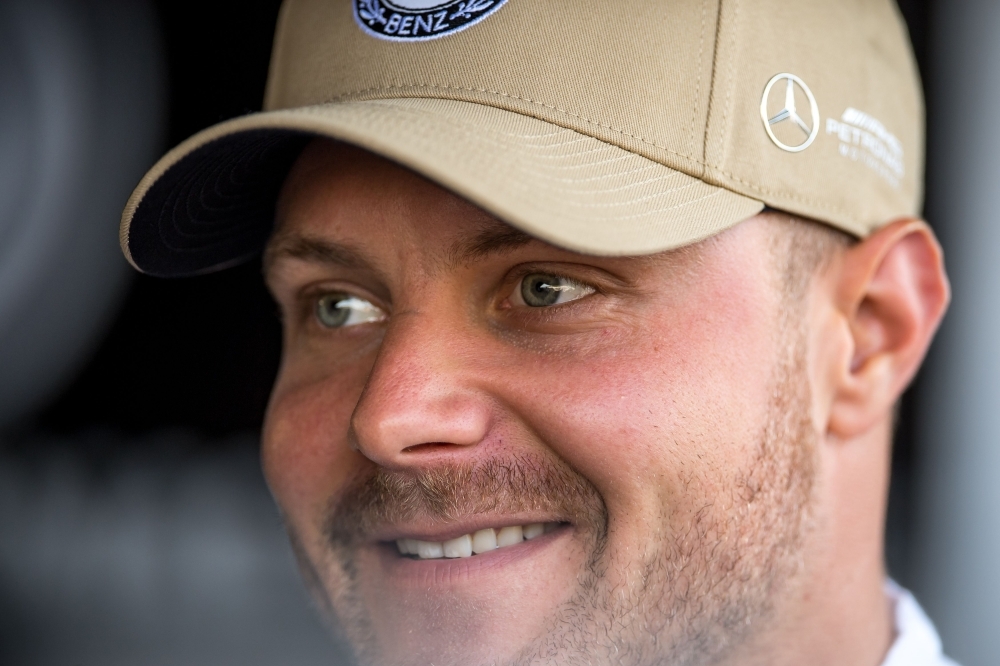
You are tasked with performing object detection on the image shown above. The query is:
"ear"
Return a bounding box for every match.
[827,219,951,438]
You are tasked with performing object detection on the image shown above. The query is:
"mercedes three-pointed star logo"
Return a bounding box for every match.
[760,73,820,153]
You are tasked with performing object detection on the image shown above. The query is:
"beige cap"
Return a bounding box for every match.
[121,0,922,277]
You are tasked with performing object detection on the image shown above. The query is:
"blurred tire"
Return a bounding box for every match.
[0,0,165,431]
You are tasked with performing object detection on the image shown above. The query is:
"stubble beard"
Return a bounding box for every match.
[290,325,818,666]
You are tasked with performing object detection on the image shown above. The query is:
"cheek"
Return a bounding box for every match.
[504,268,781,535]
[261,354,372,532]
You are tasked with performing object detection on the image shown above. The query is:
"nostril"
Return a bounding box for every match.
[401,442,460,454]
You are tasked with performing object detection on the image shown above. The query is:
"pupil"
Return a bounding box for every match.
[522,275,562,307]
[317,296,350,327]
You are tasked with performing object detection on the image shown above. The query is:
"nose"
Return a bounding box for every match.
[348,312,493,469]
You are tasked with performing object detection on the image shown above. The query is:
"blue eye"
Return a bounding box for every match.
[315,293,385,328]
[517,274,594,307]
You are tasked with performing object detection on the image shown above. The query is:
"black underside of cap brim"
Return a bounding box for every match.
[127,129,312,277]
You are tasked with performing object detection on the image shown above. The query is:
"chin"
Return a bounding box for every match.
[320,524,591,666]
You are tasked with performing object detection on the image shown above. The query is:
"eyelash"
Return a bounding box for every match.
[509,273,596,308]
[294,268,602,331]
[295,285,386,331]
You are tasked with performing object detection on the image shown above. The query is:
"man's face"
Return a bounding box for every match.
[262,142,820,666]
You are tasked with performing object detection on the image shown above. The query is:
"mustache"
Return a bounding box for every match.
[325,453,608,547]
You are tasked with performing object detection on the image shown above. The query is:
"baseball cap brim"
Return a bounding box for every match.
[121,98,765,277]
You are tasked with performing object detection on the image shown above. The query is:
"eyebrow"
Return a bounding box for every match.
[263,235,375,274]
[446,218,537,267]
[265,218,539,275]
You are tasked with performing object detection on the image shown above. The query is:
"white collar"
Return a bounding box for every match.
[881,580,959,666]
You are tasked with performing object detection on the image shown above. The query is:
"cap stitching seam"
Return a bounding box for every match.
[329,83,702,162]
[710,169,851,217]
[290,93,854,218]
[687,0,709,155]
[701,0,725,168]
[719,0,738,148]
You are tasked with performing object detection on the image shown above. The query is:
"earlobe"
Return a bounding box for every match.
[827,219,951,438]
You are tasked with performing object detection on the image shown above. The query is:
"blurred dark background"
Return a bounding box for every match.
[37,0,286,437]
[4,0,1000,665]
[0,1,334,665]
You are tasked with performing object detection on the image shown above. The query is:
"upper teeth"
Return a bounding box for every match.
[396,523,556,559]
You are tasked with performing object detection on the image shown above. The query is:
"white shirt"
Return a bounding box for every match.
[881,581,960,666]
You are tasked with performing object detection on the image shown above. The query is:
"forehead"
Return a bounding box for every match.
[268,139,579,272]
[264,139,783,289]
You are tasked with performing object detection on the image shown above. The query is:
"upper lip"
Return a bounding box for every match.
[369,515,567,543]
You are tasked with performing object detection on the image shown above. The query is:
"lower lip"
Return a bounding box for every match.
[375,526,571,587]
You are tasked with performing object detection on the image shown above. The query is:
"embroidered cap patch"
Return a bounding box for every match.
[354,0,508,42]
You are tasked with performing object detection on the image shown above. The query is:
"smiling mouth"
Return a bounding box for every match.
[394,522,562,560]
